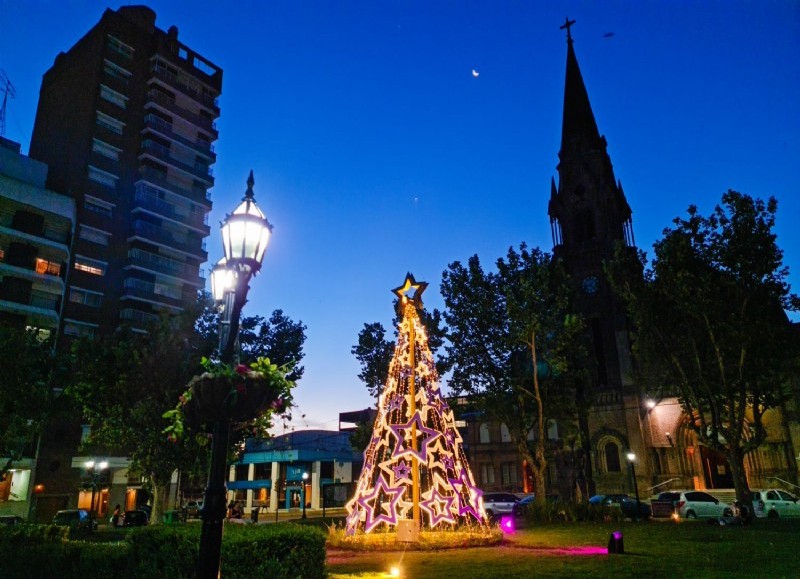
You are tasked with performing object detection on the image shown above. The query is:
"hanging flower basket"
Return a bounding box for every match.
[164,357,293,441]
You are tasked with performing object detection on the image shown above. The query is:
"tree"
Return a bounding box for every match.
[352,322,394,400]
[608,190,799,510]
[66,311,205,526]
[238,309,307,382]
[0,327,60,477]
[441,244,584,502]
[352,307,448,401]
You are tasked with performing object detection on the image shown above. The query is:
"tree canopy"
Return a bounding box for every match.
[441,243,585,501]
[608,190,799,503]
[0,327,60,477]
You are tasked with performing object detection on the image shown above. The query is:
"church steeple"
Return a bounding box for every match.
[548,21,634,256]
[560,36,603,159]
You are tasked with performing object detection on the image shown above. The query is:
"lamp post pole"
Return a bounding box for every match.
[626,452,640,521]
[198,172,272,579]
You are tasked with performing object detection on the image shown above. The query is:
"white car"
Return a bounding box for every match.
[482,492,520,518]
[657,491,733,520]
[751,489,800,519]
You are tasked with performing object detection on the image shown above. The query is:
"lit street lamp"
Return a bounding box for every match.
[198,171,273,579]
[302,472,309,519]
[626,452,641,522]
[84,460,108,531]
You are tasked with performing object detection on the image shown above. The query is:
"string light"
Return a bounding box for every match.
[345,274,486,534]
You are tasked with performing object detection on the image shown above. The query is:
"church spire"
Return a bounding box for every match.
[560,21,602,157]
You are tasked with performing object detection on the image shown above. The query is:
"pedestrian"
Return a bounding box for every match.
[111,504,121,527]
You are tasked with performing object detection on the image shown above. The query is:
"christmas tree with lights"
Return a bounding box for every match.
[345,273,485,535]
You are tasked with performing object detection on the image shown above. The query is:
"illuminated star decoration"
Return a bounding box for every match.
[421,484,457,528]
[449,470,484,521]
[390,411,441,463]
[392,461,412,482]
[344,273,487,533]
[392,272,428,310]
[356,475,405,532]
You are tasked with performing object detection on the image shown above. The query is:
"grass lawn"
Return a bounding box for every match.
[326,519,800,578]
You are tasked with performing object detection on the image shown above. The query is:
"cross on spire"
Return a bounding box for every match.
[560,17,576,43]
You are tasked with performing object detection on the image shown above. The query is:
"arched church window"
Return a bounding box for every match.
[604,441,621,472]
[500,423,511,442]
[479,423,491,444]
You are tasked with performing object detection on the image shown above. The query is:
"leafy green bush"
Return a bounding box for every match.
[124,525,199,578]
[0,538,129,579]
[520,501,625,524]
[221,523,326,579]
[0,522,326,579]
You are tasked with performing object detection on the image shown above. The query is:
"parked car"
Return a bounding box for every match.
[482,492,520,518]
[657,491,732,520]
[53,509,96,530]
[122,510,149,527]
[588,494,652,520]
[751,489,800,519]
[185,500,203,517]
[512,495,537,516]
[0,515,25,526]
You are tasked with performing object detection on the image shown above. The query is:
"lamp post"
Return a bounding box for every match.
[626,452,641,521]
[85,460,108,531]
[302,472,309,519]
[198,171,272,579]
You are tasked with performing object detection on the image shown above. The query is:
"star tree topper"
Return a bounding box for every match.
[392,272,428,310]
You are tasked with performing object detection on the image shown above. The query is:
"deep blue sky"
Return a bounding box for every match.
[2,2,798,433]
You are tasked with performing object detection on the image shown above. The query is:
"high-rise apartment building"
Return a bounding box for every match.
[30,5,221,340]
[26,5,221,522]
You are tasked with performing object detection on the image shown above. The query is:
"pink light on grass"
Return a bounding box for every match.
[500,515,515,533]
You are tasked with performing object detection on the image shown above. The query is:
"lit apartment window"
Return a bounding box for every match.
[92,138,121,161]
[96,111,124,135]
[103,59,131,82]
[63,319,98,338]
[35,258,61,276]
[100,84,128,109]
[78,225,111,246]
[74,256,107,276]
[69,287,103,307]
[85,196,114,217]
[88,165,119,188]
[107,35,134,59]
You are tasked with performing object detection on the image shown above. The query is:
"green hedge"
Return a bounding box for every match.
[519,501,626,524]
[0,522,326,579]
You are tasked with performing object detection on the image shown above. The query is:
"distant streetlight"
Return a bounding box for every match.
[197,172,273,579]
[626,452,641,522]
[302,472,309,519]
[84,460,108,531]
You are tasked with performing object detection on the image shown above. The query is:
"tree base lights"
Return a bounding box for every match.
[345,273,486,536]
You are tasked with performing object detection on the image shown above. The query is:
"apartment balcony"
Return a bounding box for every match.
[129,220,208,260]
[133,183,210,234]
[142,113,216,160]
[0,289,61,327]
[119,307,161,327]
[139,139,214,186]
[146,89,218,135]
[0,214,71,256]
[125,248,204,288]
[0,248,66,291]
[137,165,211,206]
[122,278,184,310]
[149,61,220,114]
